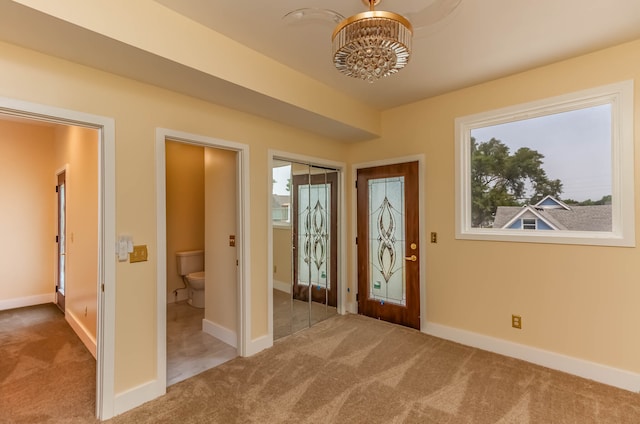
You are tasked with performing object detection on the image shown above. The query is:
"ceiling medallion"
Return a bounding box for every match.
[331,0,413,83]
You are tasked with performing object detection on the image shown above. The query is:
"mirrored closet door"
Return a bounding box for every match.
[272,159,339,340]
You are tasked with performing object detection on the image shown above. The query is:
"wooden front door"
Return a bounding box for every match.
[292,171,338,307]
[356,161,420,329]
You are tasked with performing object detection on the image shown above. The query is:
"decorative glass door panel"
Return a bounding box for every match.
[357,162,420,329]
[293,170,338,309]
[368,177,406,306]
[297,183,330,290]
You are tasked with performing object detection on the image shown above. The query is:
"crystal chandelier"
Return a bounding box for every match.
[332,0,413,83]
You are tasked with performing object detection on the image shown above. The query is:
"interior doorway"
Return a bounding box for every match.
[163,139,238,386]
[156,128,251,395]
[0,100,116,420]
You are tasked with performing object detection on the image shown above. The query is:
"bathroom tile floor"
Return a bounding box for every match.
[166,301,237,386]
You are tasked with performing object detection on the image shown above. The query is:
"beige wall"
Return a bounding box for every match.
[0,40,349,393]
[10,0,380,139]
[54,125,99,342]
[272,227,293,290]
[347,38,640,374]
[0,120,56,302]
[0,120,98,343]
[165,141,205,302]
[204,147,237,332]
[3,11,640,404]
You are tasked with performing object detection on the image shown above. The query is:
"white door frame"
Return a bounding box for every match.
[351,155,426,330]
[155,128,251,391]
[267,150,348,342]
[0,97,117,420]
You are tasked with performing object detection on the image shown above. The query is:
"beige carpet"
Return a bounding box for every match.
[273,289,337,340]
[0,303,96,423]
[108,314,640,424]
[4,305,640,423]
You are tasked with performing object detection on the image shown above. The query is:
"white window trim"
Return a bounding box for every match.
[455,80,635,247]
[272,202,292,228]
[272,221,292,228]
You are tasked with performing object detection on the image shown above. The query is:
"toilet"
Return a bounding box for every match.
[176,250,205,308]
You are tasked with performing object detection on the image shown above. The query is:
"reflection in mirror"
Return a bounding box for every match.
[272,159,339,341]
[272,160,293,340]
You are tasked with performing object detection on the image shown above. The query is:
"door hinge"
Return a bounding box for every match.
[55,185,59,193]
[101,284,105,292]
[356,293,359,301]
[355,237,358,245]
[355,180,357,189]
[55,235,59,243]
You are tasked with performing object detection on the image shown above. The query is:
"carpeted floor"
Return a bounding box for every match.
[0,303,96,423]
[4,305,640,423]
[273,289,337,340]
[108,313,640,424]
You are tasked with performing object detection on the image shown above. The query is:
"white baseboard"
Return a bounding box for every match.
[424,322,640,393]
[0,293,54,311]
[244,334,272,357]
[273,279,291,294]
[202,318,238,348]
[166,289,189,304]
[199,320,271,359]
[345,301,358,314]
[114,379,165,417]
[65,308,97,359]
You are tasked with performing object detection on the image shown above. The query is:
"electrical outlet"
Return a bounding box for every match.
[430,232,437,243]
[512,314,522,329]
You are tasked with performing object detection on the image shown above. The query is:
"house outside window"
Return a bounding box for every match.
[272,164,292,226]
[271,196,290,223]
[455,81,635,247]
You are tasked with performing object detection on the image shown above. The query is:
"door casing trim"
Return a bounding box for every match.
[0,96,116,420]
[155,128,252,398]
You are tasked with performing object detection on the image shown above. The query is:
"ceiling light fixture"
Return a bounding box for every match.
[332,0,413,83]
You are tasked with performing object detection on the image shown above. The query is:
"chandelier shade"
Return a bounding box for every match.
[332,9,413,83]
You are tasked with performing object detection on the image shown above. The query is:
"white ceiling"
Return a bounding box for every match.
[155,0,640,110]
[1,1,639,141]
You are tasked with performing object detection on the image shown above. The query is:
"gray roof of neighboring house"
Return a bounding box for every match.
[272,194,290,207]
[493,204,612,231]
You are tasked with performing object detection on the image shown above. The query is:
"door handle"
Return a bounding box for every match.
[404,255,417,262]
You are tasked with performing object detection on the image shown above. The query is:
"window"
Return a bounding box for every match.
[272,164,292,226]
[455,81,635,246]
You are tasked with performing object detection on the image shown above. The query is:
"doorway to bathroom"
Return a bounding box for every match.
[156,129,250,392]
[270,153,346,341]
[163,140,237,386]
